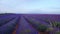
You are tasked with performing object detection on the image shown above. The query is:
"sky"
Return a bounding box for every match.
[0,0,60,14]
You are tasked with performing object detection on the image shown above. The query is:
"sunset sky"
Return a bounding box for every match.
[0,0,60,14]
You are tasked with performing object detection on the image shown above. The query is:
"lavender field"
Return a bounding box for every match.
[0,14,60,34]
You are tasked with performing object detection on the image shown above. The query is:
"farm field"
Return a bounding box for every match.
[0,14,60,34]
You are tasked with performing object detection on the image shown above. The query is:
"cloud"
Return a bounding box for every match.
[28,9,60,14]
